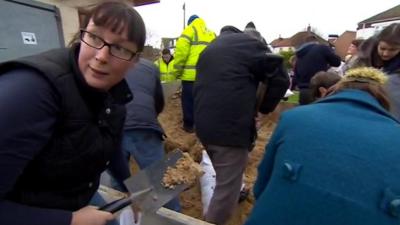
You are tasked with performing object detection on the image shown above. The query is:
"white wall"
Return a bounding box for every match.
[356,19,400,39]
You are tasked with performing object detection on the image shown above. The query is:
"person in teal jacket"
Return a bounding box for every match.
[245,67,400,225]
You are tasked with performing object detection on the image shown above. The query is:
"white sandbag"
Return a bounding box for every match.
[284,89,294,98]
[199,150,216,216]
[119,207,142,225]
[200,150,247,215]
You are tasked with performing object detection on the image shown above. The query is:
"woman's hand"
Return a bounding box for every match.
[71,206,114,225]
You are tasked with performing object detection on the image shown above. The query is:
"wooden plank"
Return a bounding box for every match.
[157,207,214,225]
[99,185,214,225]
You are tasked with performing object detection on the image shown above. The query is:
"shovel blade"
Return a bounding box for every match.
[124,149,188,213]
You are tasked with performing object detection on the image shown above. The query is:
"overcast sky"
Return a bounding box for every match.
[135,0,399,47]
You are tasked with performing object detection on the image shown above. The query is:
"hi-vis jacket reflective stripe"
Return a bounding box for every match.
[174,18,216,81]
[155,58,176,83]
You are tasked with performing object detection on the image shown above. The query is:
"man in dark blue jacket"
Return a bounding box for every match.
[193,25,289,225]
[294,34,341,104]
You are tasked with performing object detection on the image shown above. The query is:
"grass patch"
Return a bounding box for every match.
[282,91,299,104]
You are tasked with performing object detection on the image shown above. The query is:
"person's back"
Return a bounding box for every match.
[121,59,182,212]
[246,90,400,225]
[295,42,341,88]
[194,30,271,148]
[194,26,288,225]
[174,15,216,82]
[246,68,400,225]
[124,58,164,133]
[174,15,216,132]
[294,37,341,105]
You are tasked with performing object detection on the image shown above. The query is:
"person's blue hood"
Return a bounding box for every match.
[296,42,317,58]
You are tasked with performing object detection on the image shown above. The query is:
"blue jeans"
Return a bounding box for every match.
[181,81,194,129]
[121,129,181,212]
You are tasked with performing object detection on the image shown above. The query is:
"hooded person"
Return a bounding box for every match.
[187,14,199,26]
[193,24,289,225]
[174,15,216,132]
[245,21,256,29]
[245,67,400,225]
[294,34,342,105]
[243,21,268,47]
[220,25,242,34]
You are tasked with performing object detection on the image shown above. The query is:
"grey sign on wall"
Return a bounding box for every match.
[0,0,64,62]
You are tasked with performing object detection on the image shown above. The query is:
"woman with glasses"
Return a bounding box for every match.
[0,1,145,225]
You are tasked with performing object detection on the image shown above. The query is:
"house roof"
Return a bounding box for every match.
[358,4,400,28]
[333,31,356,60]
[270,31,327,48]
[270,37,291,48]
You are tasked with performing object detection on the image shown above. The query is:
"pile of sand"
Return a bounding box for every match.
[162,152,204,189]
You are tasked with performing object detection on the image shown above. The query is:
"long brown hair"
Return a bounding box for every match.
[355,23,400,69]
[377,23,400,46]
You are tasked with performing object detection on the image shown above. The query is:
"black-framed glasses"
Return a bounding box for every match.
[80,29,138,61]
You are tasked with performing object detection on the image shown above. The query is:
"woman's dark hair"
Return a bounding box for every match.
[351,39,364,48]
[74,0,146,51]
[354,24,400,69]
[309,71,341,101]
[376,23,400,46]
[353,37,380,68]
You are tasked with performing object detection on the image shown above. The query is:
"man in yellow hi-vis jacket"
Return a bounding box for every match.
[174,15,216,133]
[154,48,176,83]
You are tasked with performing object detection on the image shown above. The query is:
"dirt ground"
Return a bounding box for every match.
[143,93,295,225]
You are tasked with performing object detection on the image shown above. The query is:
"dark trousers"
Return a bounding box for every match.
[205,145,248,225]
[181,81,194,129]
[299,88,313,105]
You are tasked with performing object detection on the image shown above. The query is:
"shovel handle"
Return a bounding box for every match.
[99,187,153,213]
[99,197,132,213]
